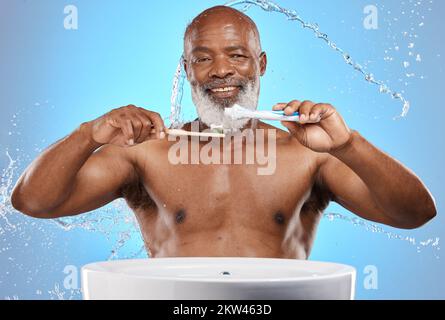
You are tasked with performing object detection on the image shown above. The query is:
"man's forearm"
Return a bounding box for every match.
[11,122,102,214]
[330,130,436,225]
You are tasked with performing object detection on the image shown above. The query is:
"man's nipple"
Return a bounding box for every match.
[175,209,186,224]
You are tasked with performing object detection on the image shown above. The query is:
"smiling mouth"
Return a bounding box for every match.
[209,86,239,93]
[206,86,242,100]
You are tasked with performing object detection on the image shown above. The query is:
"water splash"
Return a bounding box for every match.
[168,0,414,126]
[0,136,146,300]
[0,150,19,234]
[323,212,440,258]
[1,150,439,260]
[0,140,441,300]
[48,283,81,300]
[226,0,411,117]
[0,0,438,300]
[50,201,146,261]
[169,56,187,128]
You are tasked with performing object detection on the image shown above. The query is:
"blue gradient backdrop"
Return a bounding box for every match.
[0,0,444,299]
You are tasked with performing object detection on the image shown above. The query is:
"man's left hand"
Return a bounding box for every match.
[274,100,352,153]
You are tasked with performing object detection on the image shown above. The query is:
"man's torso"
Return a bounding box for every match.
[120,122,332,259]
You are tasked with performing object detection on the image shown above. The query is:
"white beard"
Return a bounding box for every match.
[191,79,260,131]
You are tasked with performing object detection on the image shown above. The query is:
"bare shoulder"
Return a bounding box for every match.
[82,143,134,172]
[125,137,175,169]
[257,121,289,138]
[94,143,130,156]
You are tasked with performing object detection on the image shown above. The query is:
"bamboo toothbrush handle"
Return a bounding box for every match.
[150,128,225,138]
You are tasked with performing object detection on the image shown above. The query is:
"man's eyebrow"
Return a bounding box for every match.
[190,45,250,56]
[191,46,213,54]
[224,45,248,52]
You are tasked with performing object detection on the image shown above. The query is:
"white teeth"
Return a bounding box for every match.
[210,87,236,93]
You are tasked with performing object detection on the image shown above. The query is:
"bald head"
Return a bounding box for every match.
[183,6,262,57]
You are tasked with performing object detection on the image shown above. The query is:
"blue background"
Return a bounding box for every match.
[0,0,444,299]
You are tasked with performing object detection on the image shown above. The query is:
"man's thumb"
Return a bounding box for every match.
[281,121,307,145]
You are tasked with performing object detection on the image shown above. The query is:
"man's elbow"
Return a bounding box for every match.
[10,186,53,219]
[418,192,438,226]
[419,196,438,226]
[397,199,437,230]
[10,185,27,214]
[412,208,436,229]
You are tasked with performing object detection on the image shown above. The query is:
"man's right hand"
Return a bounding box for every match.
[86,105,166,147]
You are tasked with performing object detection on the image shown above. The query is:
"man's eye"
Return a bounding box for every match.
[231,54,247,59]
[196,57,211,63]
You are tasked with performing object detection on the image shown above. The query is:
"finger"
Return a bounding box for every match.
[147,111,166,139]
[137,107,166,139]
[308,103,328,122]
[134,113,153,142]
[281,121,307,145]
[123,118,135,145]
[106,117,120,128]
[297,100,314,123]
[272,103,288,111]
[121,111,144,142]
[281,120,298,134]
[130,115,144,143]
[111,118,132,145]
[283,100,302,115]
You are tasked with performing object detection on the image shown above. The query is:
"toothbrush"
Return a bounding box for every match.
[224,104,321,123]
[166,128,225,138]
[150,128,225,138]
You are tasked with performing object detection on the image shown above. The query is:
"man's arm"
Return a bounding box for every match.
[10,123,137,218]
[277,99,436,229]
[319,130,437,229]
[11,105,165,218]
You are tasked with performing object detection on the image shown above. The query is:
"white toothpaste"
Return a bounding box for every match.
[224,104,320,122]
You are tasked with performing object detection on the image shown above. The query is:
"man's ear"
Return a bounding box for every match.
[259,52,267,76]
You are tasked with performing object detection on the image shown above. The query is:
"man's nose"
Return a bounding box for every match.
[208,56,235,79]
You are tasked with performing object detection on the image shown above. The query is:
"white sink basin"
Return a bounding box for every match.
[81,258,356,300]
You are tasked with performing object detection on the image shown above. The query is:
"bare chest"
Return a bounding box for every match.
[131,139,320,234]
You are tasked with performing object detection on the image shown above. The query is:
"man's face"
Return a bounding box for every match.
[183,11,267,128]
